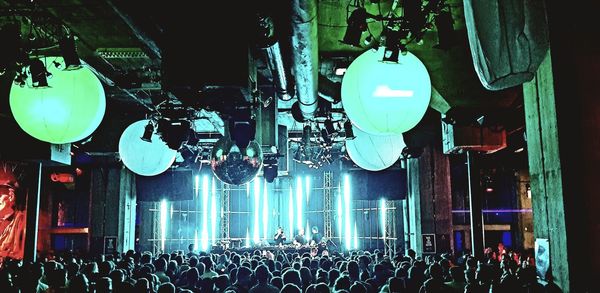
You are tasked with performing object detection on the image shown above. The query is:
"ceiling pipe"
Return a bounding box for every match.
[291,0,319,120]
[256,14,294,102]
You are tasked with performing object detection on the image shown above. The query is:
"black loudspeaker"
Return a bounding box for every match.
[136,169,193,202]
[350,169,407,200]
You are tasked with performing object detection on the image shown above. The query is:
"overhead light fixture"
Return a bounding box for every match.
[59,35,82,70]
[302,124,312,146]
[157,118,192,150]
[343,120,355,140]
[141,120,154,142]
[381,21,409,63]
[29,58,50,88]
[340,7,368,47]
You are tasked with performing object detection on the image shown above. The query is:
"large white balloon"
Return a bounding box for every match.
[9,56,105,144]
[346,124,406,171]
[341,47,431,135]
[119,120,177,176]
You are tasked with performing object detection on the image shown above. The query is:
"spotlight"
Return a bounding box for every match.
[381,22,409,63]
[29,58,50,88]
[228,110,256,149]
[141,121,154,142]
[340,7,368,47]
[264,164,278,183]
[59,35,82,70]
[482,176,494,193]
[157,118,192,150]
[343,120,355,140]
[324,119,335,135]
[302,125,312,146]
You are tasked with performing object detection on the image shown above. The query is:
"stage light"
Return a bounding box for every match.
[211,178,217,245]
[302,125,312,146]
[380,198,386,238]
[346,122,405,171]
[59,35,82,70]
[354,221,359,249]
[341,7,368,47]
[141,120,154,142]
[253,179,261,244]
[157,118,192,150]
[341,47,431,135]
[160,199,168,252]
[263,180,269,240]
[296,177,303,231]
[29,58,50,87]
[343,120,355,140]
[289,188,295,239]
[10,56,106,144]
[337,188,343,243]
[264,164,278,183]
[344,174,352,250]
[381,23,409,63]
[119,120,177,176]
[201,176,209,251]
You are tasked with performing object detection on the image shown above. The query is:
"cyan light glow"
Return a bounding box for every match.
[160,199,168,252]
[201,176,209,251]
[344,174,352,250]
[253,179,260,244]
[194,229,198,253]
[118,120,176,176]
[9,56,106,144]
[345,124,406,171]
[354,221,359,249]
[296,177,303,232]
[194,175,200,198]
[262,180,269,240]
[305,176,311,204]
[337,187,343,243]
[306,221,311,243]
[289,188,294,239]
[341,47,431,135]
[245,228,250,247]
[211,178,217,244]
[380,198,386,239]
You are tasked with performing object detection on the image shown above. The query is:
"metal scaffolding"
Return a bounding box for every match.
[323,171,333,240]
[383,200,397,258]
[151,202,161,255]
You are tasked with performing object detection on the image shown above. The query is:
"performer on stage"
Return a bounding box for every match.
[309,226,323,246]
[273,226,286,246]
[293,228,307,247]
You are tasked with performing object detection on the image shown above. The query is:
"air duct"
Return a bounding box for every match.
[291,0,318,120]
[256,14,293,101]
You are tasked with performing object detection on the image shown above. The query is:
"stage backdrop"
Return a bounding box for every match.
[137,165,405,254]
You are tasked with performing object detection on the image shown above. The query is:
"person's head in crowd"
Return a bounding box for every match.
[157,282,176,293]
[334,275,351,292]
[347,260,360,281]
[349,281,367,293]
[328,269,340,287]
[427,263,444,281]
[140,253,152,265]
[300,266,313,289]
[198,277,215,293]
[201,256,214,271]
[215,274,230,291]
[315,282,330,293]
[449,266,465,282]
[254,264,270,283]
[154,257,167,273]
[359,270,370,282]
[283,269,302,288]
[68,273,89,293]
[281,283,302,293]
[271,276,284,289]
[388,277,404,292]
[189,255,199,268]
[134,277,150,293]
[96,277,112,293]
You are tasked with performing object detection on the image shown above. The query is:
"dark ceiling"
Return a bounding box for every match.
[0,0,525,166]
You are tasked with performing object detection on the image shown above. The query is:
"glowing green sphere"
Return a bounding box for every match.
[345,123,405,171]
[119,120,177,176]
[9,57,106,144]
[341,47,431,135]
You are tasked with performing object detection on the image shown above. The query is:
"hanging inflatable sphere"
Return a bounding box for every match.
[9,56,106,144]
[346,124,406,171]
[119,120,177,176]
[341,47,431,135]
[211,137,263,185]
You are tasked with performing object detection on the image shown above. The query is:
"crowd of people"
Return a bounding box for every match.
[0,244,562,293]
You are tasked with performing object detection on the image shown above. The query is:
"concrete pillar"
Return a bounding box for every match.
[90,166,136,254]
[406,144,453,255]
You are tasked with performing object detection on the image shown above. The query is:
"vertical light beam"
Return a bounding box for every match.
[296,177,303,232]
[211,178,217,245]
[354,221,359,249]
[253,179,261,244]
[344,174,352,250]
[289,187,294,239]
[337,185,343,243]
[263,180,269,240]
[380,198,386,241]
[201,175,209,251]
[160,199,167,252]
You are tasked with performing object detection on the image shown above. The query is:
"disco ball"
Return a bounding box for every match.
[210,137,263,185]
